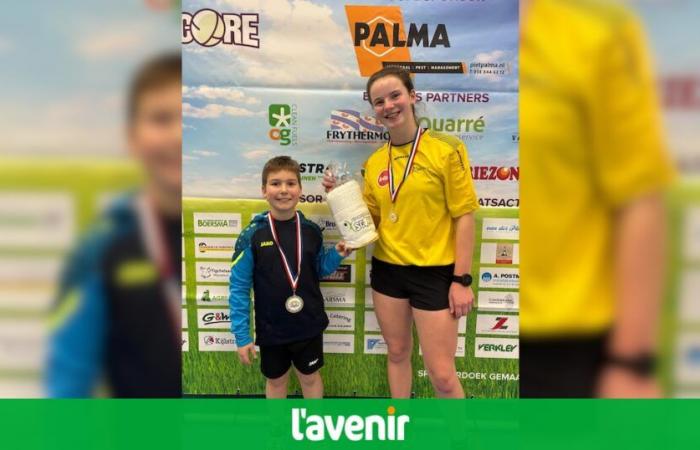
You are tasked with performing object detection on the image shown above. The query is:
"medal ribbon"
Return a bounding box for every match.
[388,127,424,203]
[267,211,302,294]
[136,194,180,343]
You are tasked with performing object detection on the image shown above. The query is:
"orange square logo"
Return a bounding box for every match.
[345,5,412,77]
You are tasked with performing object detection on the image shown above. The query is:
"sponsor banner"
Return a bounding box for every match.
[0,379,43,399]
[480,243,519,265]
[475,314,519,336]
[196,285,229,305]
[482,218,519,240]
[0,256,62,284]
[195,261,231,283]
[471,166,519,181]
[419,336,465,357]
[364,310,381,332]
[182,237,185,257]
[345,5,459,76]
[320,264,355,284]
[327,310,355,331]
[685,207,700,261]
[197,308,231,329]
[323,333,355,354]
[193,212,241,234]
[364,334,388,355]
[194,237,235,260]
[458,315,467,334]
[182,285,187,305]
[182,261,186,282]
[680,270,700,320]
[478,290,519,311]
[308,215,340,236]
[182,10,260,48]
[182,332,189,352]
[675,333,700,384]
[321,286,356,308]
[324,239,355,261]
[365,287,374,307]
[474,337,519,359]
[0,320,46,371]
[0,193,75,250]
[479,267,519,289]
[365,243,375,261]
[365,263,371,284]
[198,331,237,352]
[0,288,52,312]
[182,309,188,329]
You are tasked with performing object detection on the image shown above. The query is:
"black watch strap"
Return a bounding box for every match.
[451,273,472,287]
[605,353,657,377]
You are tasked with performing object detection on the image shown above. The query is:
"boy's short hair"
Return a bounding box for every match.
[127,52,181,125]
[262,156,302,186]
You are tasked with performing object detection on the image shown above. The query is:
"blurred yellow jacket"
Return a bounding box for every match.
[521,0,674,336]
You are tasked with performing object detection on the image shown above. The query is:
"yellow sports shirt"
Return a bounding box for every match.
[521,0,674,336]
[362,129,479,266]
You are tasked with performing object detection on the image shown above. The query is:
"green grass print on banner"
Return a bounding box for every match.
[183,197,518,398]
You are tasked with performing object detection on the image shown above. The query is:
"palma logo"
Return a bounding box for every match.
[345,5,459,76]
[291,406,409,441]
[182,9,260,48]
[268,104,298,146]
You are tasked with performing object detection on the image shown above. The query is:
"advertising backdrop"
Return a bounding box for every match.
[182,0,519,398]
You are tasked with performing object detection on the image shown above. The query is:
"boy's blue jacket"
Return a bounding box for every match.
[229,211,344,346]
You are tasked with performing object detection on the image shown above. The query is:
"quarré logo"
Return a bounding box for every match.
[182,9,259,48]
[291,406,409,441]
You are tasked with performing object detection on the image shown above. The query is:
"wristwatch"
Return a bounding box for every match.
[452,273,473,287]
[605,353,657,377]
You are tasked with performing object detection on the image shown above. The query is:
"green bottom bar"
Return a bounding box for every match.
[1,400,698,450]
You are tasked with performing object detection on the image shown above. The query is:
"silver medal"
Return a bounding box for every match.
[285,295,304,313]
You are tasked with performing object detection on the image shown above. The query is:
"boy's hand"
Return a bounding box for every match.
[237,343,257,365]
[335,241,353,258]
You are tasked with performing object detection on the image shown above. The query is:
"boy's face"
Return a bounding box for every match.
[262,169,301,216]
[128,81,181,197]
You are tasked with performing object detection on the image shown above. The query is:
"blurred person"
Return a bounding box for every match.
[45,53,182,397]
[229,156,352,399]
[520,0,674,397]
[323,67,479,398]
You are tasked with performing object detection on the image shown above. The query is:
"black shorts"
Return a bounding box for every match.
[520,333,608,398]
[370,257,453,311]
[259,334,324,379]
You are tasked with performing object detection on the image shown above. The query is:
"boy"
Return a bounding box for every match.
[229,156,351,398]
[46,52,182,397]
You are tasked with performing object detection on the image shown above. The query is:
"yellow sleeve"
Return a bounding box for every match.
[591,14,674,207]
[443,140,479,217]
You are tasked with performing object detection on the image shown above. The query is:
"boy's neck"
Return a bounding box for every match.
[269,208,296,221]
[146,184,181,219]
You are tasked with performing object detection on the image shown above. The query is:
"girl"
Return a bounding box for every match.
[323,67,478,398]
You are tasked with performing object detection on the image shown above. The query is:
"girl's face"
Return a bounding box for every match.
[369,76,416,132]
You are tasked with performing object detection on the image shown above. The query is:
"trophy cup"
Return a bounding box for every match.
[325,161,378,248]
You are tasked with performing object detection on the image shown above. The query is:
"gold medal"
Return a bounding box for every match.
[389,210,398,223]
[285,295,304,313]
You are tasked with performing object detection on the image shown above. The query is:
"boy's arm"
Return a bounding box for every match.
[316,243,345,278]
[229,244,255,347]
[45,251,107,398]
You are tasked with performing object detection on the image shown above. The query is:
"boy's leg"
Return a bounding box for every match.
[290,334,324,399]
[260,344,293,398]
[266,369,291,399]
[295,368,323,398]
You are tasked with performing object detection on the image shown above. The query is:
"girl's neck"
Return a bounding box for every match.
[389,121,418,146]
